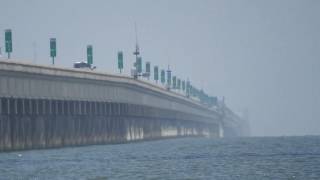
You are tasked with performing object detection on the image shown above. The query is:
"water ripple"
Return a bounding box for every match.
[0,136,320,180]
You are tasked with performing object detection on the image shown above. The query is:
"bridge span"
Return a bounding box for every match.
[0,60,244,151]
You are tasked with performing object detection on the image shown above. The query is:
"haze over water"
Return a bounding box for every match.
[0,0,319,136]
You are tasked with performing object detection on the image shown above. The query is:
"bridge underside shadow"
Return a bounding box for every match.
[0,97,220,151]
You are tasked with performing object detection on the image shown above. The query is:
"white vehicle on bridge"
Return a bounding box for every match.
[73,61,96,70]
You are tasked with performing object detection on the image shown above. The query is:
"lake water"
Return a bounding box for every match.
[0,136,320,180]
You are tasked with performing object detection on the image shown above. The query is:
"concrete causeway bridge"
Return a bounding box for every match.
[0,60,246,151]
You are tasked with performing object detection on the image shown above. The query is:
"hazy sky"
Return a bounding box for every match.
[0,0,319,136]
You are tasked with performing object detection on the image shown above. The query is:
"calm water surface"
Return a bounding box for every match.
[0,136,320,180]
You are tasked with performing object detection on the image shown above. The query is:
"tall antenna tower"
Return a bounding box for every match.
[133,22,140,58]
[133,22,141,79]
[166,64,172,90]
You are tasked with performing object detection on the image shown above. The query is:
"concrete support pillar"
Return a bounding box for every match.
[81,101,88,114]
[103,102,108,115]
[82,101,85,115]
[95,102,98,115]
[41,99,48,115]
[69,101,73,115]
[64,101,67,115]
[14,98,17,115]
[105,102,109,116]
[43,99,48,115]
[0,97,3,115]
[56,100,60,115]
[112,103,116,116]
[24,99,29,115]
[43,100,47,115]
[66,101,70,115]
[79,101,82,115]
[81,101,84,115]
[98,102,101,115]
[76,101,79,115]
[125,104,129,116]
[69,101,72,116]
[84,101,87,115]
[49,99,52,115]
[28,99,32,115]
[114,103,118,116]
[122,103,126,116]
[16,99,21,115]
[73,101,78,115]
[96,102,99,115]
[89,102,92,115]
[74,101,76,115]
[37,99,41,115]
[100,102,104,115]
[108,102,112,115]
[77,101,80,115]
[118,103,121,116]
[91,101,94,115]
[98,102,102,116]
[106,102,111,116]
[106,102,110,116]
[61,100,64,115]
[78,101,81,115]
[35,99,39,115]
[44,99,47,115]
[51,100,54,115]
[55,100,58,115]
[75,101,78,115]
[0,97,2,115]
[22,99,25,115]
[39,99,43,115]
[7,98,10,115]
[72,101,76,115]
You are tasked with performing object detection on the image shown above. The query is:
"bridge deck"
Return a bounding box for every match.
[0,60,220,122]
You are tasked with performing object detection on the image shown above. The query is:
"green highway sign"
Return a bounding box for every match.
[172,76,176,89]
[146,62,150,74]
[167,70,171,86]
[136,57,142,73]
[118,51,124,72]
[50,38,56,58]
[87,45,93,65]
[5,29,12,58]
[161,70,165,84]
[49,38,56,65]
[154,66,159,81]
[186,81,190,96]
